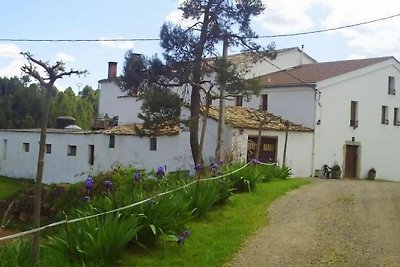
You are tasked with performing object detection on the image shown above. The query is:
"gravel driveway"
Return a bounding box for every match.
[228,179,400,267]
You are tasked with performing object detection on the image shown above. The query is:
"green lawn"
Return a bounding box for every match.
[121,178,310,267]
[0,176,34,200]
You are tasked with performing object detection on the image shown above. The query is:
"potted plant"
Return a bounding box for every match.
[331,164,341,179]
[367,168,376,180]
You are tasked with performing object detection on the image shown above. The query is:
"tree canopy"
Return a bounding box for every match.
[0,76,98,130]
[159,0,275,164]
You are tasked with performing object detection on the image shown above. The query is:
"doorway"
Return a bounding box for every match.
[344,145,358,178]
[247,136,277,163]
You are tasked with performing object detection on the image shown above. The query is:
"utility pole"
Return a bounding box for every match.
[215,37,228,162]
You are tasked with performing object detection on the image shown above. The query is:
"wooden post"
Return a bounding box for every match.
[282,121,289,166]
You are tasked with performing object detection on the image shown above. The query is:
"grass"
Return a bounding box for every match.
[0,176,33,200]
[121,178,310,267]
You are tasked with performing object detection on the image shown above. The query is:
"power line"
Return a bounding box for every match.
[258,12,400,38]
[1,13,399,43]
[0,37,160,42]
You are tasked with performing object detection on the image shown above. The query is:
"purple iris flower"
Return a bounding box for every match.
[103,180,112,190]
[156,166,165,177]
[210,161,218,171]
[177,230,190,245]
[85,177,94,190]
[194,163,201,172]
[133,171,141,182]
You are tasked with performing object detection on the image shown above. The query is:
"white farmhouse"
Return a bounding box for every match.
[2,48,398,183]
[256,56,400,181]
[0,47,315,183]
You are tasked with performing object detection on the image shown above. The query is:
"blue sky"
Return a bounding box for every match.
[1,0,399,92]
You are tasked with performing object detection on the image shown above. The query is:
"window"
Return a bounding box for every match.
[88,145,95,165]
[394,108,399,126]
[46,144,52,154]
[381,105,389,124]
[261,94,268,111]
[235,96,243,107]
[388,76,396,95]
[109,135,115,148]
[23,142,30,152]
[2,139,7,160]
[350,101,358,128]
[150,137,157,151]
[68,145,77,156]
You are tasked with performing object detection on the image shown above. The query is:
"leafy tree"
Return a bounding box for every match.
[135,86,182,136]
[79,85,99,114]
[159,0,275,164]
[0,77,97,130]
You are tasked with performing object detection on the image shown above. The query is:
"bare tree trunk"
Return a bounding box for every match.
[190,87,202,164]
[198,93,211,162]
[33,85,53,267]
[255,121,262,160]
[215,38,228,162]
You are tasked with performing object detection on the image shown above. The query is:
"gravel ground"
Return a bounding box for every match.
[228,178,400,267]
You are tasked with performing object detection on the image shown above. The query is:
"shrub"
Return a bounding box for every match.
[133,192,194,245]
[42,211,140,266]
[257,164,292,182]
[186,180,220,218]
[0,239,32,267]
[222,163,260,192]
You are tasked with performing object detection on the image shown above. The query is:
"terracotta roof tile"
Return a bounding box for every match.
[91,123,180,136]
[205,106,312,132]
[259,57,393,87]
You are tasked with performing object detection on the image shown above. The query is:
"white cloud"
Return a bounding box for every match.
[319,0,400,57]
[99,37,134,50]
[0,59,24,78]
[0,44,21,59]
[56,52,75,62]
[166,9,200,28]
[164,0,400,59]
[256,0,318,33]
[346,54,367,60]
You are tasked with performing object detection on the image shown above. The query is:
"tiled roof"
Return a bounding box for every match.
[91,123,180,136]
[206,106,313,132]
[258,57,393,87]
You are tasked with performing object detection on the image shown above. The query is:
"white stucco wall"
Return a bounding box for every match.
[180,48,317,106]
[98,81,143,125]
[228,129,313,177]
[314,59,400,181]
[242,48,316,79]
[233,86,316,128]
[0,130,194,184]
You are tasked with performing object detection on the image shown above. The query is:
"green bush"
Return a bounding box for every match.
[0,239,32,267]
[87,185,193,246]
[186,180,220,218]
[133,192,194,245]
[257,164,292,182]
[42,211,140,266]
[223,163,260,192]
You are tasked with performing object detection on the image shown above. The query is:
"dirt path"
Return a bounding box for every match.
[228,179,400,267]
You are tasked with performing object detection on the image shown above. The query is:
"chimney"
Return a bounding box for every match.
[108,62,117,80]
[300,45,304,66]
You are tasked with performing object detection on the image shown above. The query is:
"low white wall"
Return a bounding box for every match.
[0,130,194,184]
